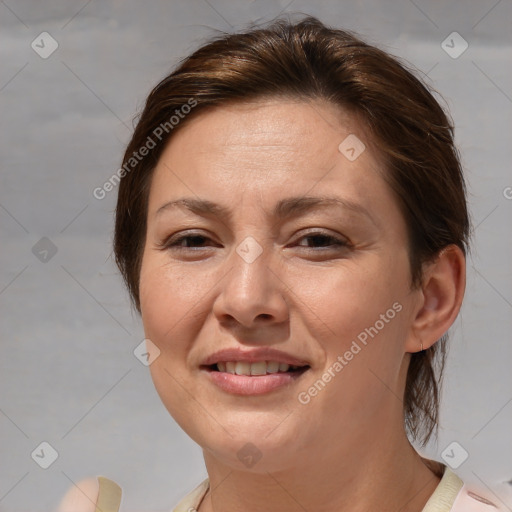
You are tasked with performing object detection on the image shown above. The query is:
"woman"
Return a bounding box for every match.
[58,16,502,512]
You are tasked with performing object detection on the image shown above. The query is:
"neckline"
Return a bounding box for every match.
[421,465,464,511]
[177,463,463,512]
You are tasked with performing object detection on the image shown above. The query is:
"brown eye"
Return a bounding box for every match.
[169,235,211,248]
[296,233,348,249]
[160,231,219,250]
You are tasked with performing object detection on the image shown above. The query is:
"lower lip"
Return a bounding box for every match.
[205,369,307,395]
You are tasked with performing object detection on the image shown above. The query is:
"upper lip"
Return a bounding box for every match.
[201,347,310,367]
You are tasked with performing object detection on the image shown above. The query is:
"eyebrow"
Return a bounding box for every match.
[155,195,376,225]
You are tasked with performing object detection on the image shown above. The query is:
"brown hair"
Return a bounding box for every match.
[114,16,470,445]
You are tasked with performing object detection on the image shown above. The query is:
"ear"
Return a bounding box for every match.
[405,245,466,353]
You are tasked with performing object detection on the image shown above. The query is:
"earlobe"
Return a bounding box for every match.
[405,245,466,353]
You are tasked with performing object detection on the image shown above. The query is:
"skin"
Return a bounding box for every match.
[138,98,466,512]
[56,477,99,511]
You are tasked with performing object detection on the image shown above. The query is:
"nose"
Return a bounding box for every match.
[212,236,289,331]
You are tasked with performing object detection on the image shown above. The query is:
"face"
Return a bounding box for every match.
[139,98,421,472]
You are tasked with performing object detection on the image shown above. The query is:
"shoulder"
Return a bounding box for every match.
[452,481,507,511]
[57,475,209,511]
[57,476,122,512]
[57,477,99,512]
[424,465,507,512]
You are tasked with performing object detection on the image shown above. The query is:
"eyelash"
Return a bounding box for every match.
[159,231,350,252]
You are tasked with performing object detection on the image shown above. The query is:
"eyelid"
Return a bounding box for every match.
[158,229,351,253]
[294,227,349,240]
[157,230,215,249]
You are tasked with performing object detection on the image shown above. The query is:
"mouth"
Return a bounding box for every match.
[201,360,311,395]
[200,347,312,395]
[203,361,310,376]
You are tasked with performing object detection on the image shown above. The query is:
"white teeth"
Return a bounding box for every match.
[266,361,280,373]
[235,361,251,375]
[250,361,267,375]
[215,361,304,375]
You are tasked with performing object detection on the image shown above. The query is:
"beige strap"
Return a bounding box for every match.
[173,479,209,512]
[422,467,464,511]
[95,476,122,512]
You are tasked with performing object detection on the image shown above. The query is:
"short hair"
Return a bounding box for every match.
[114,16,470,446]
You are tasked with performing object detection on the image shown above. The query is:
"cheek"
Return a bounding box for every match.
[139,258,209,434]
[296,256,409,347]
[140,247,412,362]
[139,258,206,345]
[293,254,412,412]
[139,260,195,409]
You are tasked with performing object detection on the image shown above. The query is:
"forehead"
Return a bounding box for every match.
[147,98,401,227]
[165,98,365,161]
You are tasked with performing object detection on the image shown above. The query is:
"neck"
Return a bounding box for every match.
[198,429,441,512]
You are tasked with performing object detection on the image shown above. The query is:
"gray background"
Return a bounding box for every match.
[1,1,511,510]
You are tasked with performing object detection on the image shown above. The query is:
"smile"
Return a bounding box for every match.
[216,360,304,375]
[202,361,310,395]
